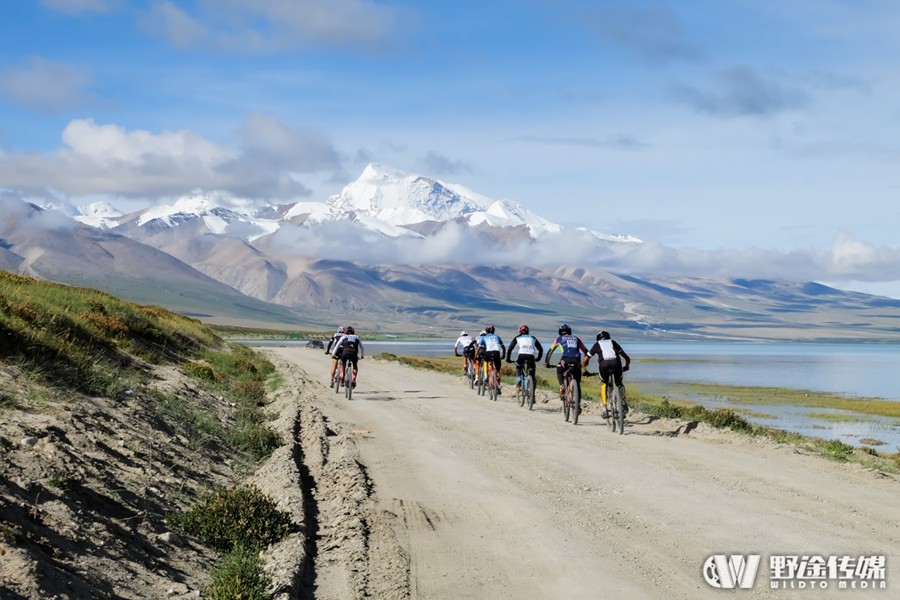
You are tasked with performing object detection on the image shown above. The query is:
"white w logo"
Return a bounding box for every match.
[703,554,761,589]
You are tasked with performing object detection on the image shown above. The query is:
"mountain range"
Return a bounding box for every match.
[3,163,900,341]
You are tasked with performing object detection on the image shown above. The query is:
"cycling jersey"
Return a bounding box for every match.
[477,333,505,354]
[333,334,364,359]
[454,335,474,355]
[325,332,344,355]
[505,334,543,362]
[546,334,589,362]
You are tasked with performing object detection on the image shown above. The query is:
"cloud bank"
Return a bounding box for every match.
[0,116,342,201]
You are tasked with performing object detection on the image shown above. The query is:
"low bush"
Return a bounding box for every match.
[169,484,297,553]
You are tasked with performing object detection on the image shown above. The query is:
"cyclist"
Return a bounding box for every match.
[324,326,345,384]
[505,325,543,395]
[476,324,506,395]
[584,330,631,418]
[468,330,487,387]
[332,326,364,388]
[544,323,590,403]
[453,330,476,375]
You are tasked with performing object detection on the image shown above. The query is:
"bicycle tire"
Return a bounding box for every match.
[467,364,475,389]
[571,379,581,425]
[603,382,615,431]
[526,375,535,410]
[562,378,570,422]
[517,371,525,407]
[333,368,341,394]
[615,385,625,434]
[344,362,353,400]
[488,369,496,401]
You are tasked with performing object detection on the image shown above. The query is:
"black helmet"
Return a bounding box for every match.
[484,324,495,334]
[558,323,571,335]
[597,330,610,341]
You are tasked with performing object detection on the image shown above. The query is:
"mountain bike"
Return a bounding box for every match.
[547,362,580,424]
[486,361,499,401]
[331,362,341,394]
[598,372,627,434]
[514,363,535,410]
[475,359,486,395]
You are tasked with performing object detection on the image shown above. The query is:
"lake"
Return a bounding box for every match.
[247,339,900,450]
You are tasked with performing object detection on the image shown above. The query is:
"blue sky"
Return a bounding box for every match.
[2,1,900,296]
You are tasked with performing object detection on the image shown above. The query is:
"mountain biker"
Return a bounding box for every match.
[332,326,365,388]
[453,330,476,374]
[468,331,487,385]
[324,326,345,384]
[505,325,543,395]
[544,323,590,403]
[476,324,506,395]
[584,330,631,418]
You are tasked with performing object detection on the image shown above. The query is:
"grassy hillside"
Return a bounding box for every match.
[0,270,293,597]
[0,270,218,396]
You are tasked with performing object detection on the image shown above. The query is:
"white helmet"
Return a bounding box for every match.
[460,330,469,336]
[479,330,487,337]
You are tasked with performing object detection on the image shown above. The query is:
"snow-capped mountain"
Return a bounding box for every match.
[72,163,637,245]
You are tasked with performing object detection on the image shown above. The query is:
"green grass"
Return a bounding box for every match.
[0,270,218,396]
[206,546,272,600]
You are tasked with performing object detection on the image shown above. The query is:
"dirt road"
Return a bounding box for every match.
[268,347,899,599]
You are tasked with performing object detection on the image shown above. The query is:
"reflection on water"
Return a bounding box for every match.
[245,339,900,450]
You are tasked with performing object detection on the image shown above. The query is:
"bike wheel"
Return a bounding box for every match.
[614,385,625,434]
[344,364,353,400]
[468,365,475,389]
[571,379,581,425]
[603,382,615,431]
[525,375,534,410]
[562,382,570,422]
[517,374,525,407]
[333,369,341,394]
[488,370,496,401]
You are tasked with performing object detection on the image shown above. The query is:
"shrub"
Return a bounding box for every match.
[169,484,296,553]
[206,546,271,600]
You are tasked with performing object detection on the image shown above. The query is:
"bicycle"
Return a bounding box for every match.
[342,357,354,399]
[485,361,499,401]
[465,357,476,390]
[599,371,628,434]
[331,364,341,394]
[547,362,580,424]
[513,363,535,410]
[475,359,486,395]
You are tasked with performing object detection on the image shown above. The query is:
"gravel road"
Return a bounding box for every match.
[267,347,899,600]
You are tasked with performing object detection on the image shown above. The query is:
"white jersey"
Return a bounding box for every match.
[598,339,617,360]
[513,334,539,356]
[454,335,474,352]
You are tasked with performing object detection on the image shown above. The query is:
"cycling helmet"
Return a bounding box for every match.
[479,330,487,337]
[558,323,571,336]
[345,326,355,335]
[597,330,610,341]
[518,325,529,335]
[460,330,469,336]
[484,324,495,334]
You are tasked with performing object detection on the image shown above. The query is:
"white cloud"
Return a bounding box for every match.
[0,116,343,200]
[0,58,91,113]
